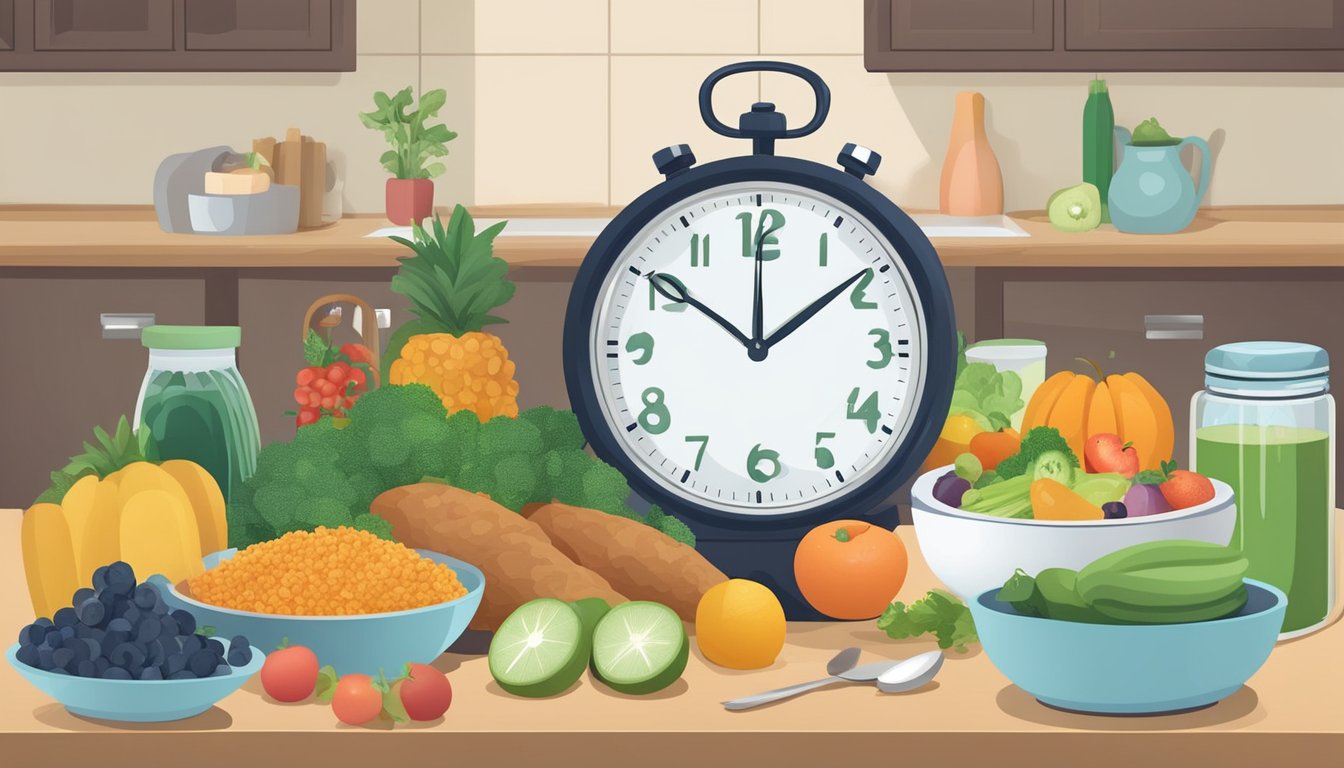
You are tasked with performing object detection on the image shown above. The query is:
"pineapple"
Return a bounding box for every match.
[387,205,520,420]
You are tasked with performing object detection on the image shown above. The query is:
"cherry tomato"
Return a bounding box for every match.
[294,386,311,406]
[347,368,367,389]
[398,663,452,721]
[320,396,336,410]
[260,645,319,702]
[326,363,349,383]
[296,406,321,427]
[296,367,322,386]
[332,674,383,726]
[317,379,337,397]
[308,391,322,407]
[340,343,375,365]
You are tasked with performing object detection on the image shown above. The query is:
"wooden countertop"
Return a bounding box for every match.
[1,205,1341,270]
[2,508,1341,767]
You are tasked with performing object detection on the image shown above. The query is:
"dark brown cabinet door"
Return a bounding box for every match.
[185,0,332,52]
[33,0,173,51]
[0,1,14,50]
[1066,0,1344,51]
[890,0,1052,51]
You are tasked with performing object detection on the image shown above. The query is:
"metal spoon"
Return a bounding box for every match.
[875,650,944,693]
[724,648,898,711]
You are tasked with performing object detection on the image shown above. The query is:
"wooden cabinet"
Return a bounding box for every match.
[0,272,205,508]
[866,0,1344,71]
[0,0,353,71]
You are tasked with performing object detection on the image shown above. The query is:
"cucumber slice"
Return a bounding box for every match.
[488,598,588,698]
[591,601,688,695]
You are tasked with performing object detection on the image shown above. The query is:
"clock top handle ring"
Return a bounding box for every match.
[697,60,831,157]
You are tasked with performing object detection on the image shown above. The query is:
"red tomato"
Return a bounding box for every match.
[320,396,336,410]
[347,368,367,389]
[332,674,383,726]
[398,663,452,721]
[293,386,310,406]
[296,367,322,386]
[318,379,337,396]
[296,406,321,427]
[260,645,319,702]
[308,391,322,407]
[326,363,349,384]
[340,343,375,365]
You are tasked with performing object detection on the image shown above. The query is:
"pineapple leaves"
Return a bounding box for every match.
[389,205,514,338]
[36,416,159,504]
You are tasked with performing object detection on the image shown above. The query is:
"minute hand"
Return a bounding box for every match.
[762,269,869,351]
[649,272,751,348]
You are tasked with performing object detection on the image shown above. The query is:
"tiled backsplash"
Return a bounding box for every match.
[2,0,1341,213]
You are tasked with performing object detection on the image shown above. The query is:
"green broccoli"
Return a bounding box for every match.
[994,426,1077,480]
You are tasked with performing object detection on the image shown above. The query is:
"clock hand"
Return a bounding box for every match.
[762,269,869,351]
[749,218,784,361]
[648,272,751,348]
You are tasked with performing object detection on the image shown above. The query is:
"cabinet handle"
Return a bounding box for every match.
[1145,314,1203,340]
[101,313,155,340]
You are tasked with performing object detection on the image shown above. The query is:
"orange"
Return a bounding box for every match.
[794,520,909,619]
[694,579,786,670]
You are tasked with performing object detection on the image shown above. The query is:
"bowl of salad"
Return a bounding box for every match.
[910,426,1235,601]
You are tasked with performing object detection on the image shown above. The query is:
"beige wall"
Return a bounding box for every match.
[2,0,1342,212]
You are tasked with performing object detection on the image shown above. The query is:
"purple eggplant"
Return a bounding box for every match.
[932,472,972,508]
[1122,483,1172,517]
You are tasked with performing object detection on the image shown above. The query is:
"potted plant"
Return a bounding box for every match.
[359,86,457,225]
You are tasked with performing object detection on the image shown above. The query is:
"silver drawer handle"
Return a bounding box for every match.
[101,313,156,340]
[1145,314,1203,340]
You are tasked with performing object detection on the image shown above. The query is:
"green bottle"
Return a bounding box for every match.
[1083,79,1114,224]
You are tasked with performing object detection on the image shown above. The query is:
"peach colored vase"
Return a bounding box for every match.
[939,91,1004,216]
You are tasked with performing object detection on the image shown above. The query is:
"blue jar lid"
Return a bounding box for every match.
[1205,341,1329,396]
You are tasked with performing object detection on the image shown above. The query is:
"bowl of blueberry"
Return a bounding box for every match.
[7,561,264,722]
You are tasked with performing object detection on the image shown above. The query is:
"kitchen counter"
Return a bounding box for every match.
[2,205,1342,269]
[2,508,1341,767]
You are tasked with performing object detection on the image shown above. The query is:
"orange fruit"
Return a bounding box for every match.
[794,520,909,619]
[694,579,786,670]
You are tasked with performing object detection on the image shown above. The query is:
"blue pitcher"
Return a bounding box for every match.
[1108,126,1211,234]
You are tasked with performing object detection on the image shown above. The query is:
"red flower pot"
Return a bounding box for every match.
[385,178,434,225]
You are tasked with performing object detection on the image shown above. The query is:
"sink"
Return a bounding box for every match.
[366,214,1029,240]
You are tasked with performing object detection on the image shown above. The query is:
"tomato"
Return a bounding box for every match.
[308,391,321,407]
[794,520,909,620]
[293,386,311,406]
[317,379,337,397]
[340,343,375,365]
[398,663,452,721]
[347,367,367,389]
[332,674,384,726]
[296,407,321,427]
[296,367,322,386]
[260,645,319,702]
[326,363,349,384]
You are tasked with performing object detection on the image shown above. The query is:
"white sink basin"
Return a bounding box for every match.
[366,214,1029,240]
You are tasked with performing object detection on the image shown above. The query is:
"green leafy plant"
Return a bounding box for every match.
[876,589,978,652]
[36,416,158,504]
[359,86,457,180]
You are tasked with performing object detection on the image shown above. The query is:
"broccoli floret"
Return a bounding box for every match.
[477,414,544,459]
[519,406,586,452]
[654,514,696,547]
[353,512,394,540]
[994,427,1078,480]
[489,453,540,510]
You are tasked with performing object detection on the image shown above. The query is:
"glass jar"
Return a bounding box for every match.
[1191,341,1335,638]
[134,326,260,503]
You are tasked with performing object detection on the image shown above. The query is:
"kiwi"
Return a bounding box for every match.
[1047,182,1102,232]
[488,598,589,698]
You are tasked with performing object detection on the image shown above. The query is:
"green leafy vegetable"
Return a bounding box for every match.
[35,415,159,504]
[1129,117,1180,147]
[877,589,978,652]
[359,86,457,180]
[958,427,1080,518]
[945,335,1025,431]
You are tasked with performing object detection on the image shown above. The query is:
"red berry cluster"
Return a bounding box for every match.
[292,342,376,427]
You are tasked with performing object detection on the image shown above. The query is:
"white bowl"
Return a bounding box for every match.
[910,466,1236,601]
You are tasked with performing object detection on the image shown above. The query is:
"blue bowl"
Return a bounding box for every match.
[150,549,484,676]
[7,643,264,722]
[970,579,1286,715]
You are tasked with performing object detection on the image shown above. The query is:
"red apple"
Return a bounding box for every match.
[1084,433,1139,479]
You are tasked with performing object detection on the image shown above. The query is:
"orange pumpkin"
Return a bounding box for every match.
[1020,361,1174,471]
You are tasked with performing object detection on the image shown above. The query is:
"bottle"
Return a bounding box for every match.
[1082,78,1115,223]
[135,325,261,503]
[939,91,1003,216]
[1191,341,1335,639]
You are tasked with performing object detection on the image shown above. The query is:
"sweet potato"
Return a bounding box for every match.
[526,502,727,621]
[372,484,626,631]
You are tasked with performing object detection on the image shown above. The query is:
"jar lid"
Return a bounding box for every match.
[141,325,241,350]
[1205,341,1328,396]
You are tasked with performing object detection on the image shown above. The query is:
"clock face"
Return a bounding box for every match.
[589,181,928,516]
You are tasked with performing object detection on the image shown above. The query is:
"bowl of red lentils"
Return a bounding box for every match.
[148,526,484,675]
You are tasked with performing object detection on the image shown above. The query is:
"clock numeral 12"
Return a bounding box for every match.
[736,209,785,261]
[684,435,709,471]
[747,443,782,483]
[638,387,671,434]
[846,387,881,434]
[690,233,710,267]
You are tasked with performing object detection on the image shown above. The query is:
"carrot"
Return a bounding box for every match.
[970,428,1021,471]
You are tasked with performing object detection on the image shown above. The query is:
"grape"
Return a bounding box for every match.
[107,561,136,588]
[110,642,146,669]
[188,650,216,677]
[18,623,46,647]
[140,667,164,681]
[93,657,110,676]
[171,610,196,636]
[133,584,159,610]
[58,626,76,642]
[932,472,972,508]
[42,627,62,648]
[137,618,162,644]
[15,644,40,668]
[52,647,75,671]
[81,638,102,661]
[206,638,225,657]
[180,635,203,657]
[1102,501,1128,519]
[63,637,90,664]
[77,597,106,626]
[53,607,78,629]
[107,617,132,634]
[160,616,180,639]
[226,645,252,667]
[953,452,983,484]
[71,588,96,607]
[77,660,97,678]
[166,653,188,676]
[211,664,232,677]
[74,623,93,640]
[49,667,70,676]
[168,671,195,680]
[101,667,132,680]
[37,648,54,670]
[92,565,111,591]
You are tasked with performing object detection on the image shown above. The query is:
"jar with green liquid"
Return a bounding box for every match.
[1191,342,1335,638]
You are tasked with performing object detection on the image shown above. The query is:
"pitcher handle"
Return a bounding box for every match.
[1181,136,1212,206]
[1113,125,1132,147]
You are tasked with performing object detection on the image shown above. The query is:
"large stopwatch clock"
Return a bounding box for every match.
[564,61,956,619]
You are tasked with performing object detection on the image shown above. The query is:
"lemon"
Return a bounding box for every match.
[694,579,786,670]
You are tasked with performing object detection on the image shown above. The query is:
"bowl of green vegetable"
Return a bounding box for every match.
[910,438,1236,602]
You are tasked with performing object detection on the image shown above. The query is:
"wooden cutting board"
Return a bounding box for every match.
[271,127,327,229]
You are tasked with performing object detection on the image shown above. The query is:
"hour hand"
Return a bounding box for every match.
[763,269,869,351]
[648,272,751,348]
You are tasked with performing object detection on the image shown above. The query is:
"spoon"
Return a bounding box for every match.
[722,648,896,711]
[875,650,944,693]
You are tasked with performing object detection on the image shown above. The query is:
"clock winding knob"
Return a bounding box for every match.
[837,143,882,180]
[652,144,696,179]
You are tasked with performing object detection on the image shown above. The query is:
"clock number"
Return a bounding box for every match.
[638,387,671,434]
[846,387,881,434]
[850,268,878,310]
[814,432,836,470]
[685,435,709,471]
[746,443,782,483]
[866,328,894,369]
[648,275,688,313]
[690,233,710,267]
[625,332,654,365]
[818,233,828,267]
[736,209,785,261]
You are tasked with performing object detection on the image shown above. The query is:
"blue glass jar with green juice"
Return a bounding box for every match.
[134,326,260,504]
[1191,342,1335,638]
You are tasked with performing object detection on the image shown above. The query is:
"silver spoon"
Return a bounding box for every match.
[875,650,944,693]
[723,648,895,711]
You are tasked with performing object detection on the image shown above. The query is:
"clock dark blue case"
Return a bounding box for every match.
[564,61,957,620]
